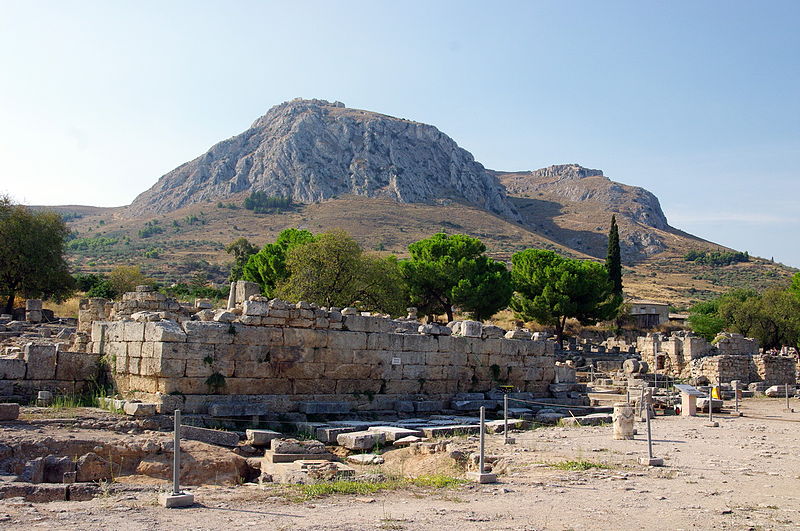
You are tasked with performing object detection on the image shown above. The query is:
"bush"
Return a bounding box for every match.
[243,191,293,213]
[138,221,164,239]
[684,250,749,266]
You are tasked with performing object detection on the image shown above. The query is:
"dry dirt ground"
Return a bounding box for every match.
[1,398,799,530]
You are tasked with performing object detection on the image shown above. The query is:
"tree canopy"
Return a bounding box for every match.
[276,230,407,315]
[605,215,622,295]
[241,229,316,296]
[225,237,258,283]
[510,249,621,343]
[399,233,512,322]
[0,199,75,313]
[688,287,800,349]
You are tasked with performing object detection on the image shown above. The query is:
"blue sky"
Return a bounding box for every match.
[1,1,798,266]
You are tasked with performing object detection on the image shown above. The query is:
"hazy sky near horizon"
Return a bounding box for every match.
[1,1,798,266]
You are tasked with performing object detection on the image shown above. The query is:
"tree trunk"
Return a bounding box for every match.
[555,316,567,346]
[3,292,14,315]
[445,306,454,323]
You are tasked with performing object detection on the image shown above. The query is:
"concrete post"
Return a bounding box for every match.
[227,282,236,310]
[503,394,509,445]
[638,403,663,466]
[159,410,195,508]
[467,406,497,483]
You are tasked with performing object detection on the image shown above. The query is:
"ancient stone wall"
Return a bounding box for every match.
[0,343,101,400]
[688,355,757,384]
[753,354,797,386]
[88,294,556,414]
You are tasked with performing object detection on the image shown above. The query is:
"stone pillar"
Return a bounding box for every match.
[681,393,697,416]
[227,282,236,310]
[612,402,635,440]
[234,281,260,306]
[25,299,43,323]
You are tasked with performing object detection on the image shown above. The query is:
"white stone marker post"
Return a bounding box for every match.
[159,410,195,508]
[467,406,497,483]
[706,384,719,427]
[786,384,794,413]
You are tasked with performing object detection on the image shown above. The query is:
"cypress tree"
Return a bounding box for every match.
[606,215,623,295]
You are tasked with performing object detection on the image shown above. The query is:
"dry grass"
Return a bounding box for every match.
[43,296,82,318]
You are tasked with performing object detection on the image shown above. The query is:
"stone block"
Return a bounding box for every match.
[183,321,234,344]
[180,425,240,447]
[402,334,438,352]
[0,358,26,379]
[246,429,282,447]
[23,344,57,379]
[122,402,157,416]
[213,310,236,323]
[0,403,20,420]
[43,455,75,483]
[298,401,351,414]
[55,351,99,381]
[90,322,108,343]
[367,426,423,442]
[421,425,480,437]
[144,320,187,342]
[336,430,386,450]
[235,281,261,304]
[270,438,328,454]
[451,400,498,411]
[122,321,145,342]
[328,330,367,351]
[242,299,270,316]
[461,320,483,337]
[315,426,359,444]
[283,328,328,348]
[209,402,272,417]
[159,492,195,508]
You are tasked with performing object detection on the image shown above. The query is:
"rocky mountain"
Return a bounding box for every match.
[495,164,669,230]
[127,99,519,221]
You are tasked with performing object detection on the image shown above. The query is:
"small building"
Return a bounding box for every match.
[628,300,669,329]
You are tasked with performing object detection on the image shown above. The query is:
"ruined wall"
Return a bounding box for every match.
[753,354,797,386]
[0,344,101,399]
[688,355,757,384]
[89,295,556,414]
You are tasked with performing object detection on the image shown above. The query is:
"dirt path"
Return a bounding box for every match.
[1,398,799,530]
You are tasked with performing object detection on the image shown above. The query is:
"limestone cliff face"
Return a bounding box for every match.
[497,164,670,231]
[127,99,519,221]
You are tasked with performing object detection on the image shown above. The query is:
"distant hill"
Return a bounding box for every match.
[43,99,794,307]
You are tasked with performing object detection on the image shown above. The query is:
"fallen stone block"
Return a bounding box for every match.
[393,435,424,447]
[180,425,240,447]
[765,385,795,398]
[367,426,424,443]
[245,429,282,447]
[346,454,385,465]
[0,402,20,420]
[123,402,157,417]
[559,413,612,427]
[451,400,498,411]
[315,425,359,444]
[421,425,480,438]
[336,430,386,450]
[535,409,568,424]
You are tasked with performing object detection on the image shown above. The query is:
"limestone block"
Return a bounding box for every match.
[384,380,422,394]
[270,438,327,454]
[323,363,375,380]
[233,325,282,346]
[367,426,423,442]
[224,377,292,395]
[328,330,367,351]
[0,403,20,420]
[246,429,282,447]
[235,281,261,305]
[233,360,279,379]
[401,364,428,380]
[183,321,234,344]
[123,402,157,416]
[242,299,270,316]
[55,352,100,381]
[335,379,382,394]
[157,358,187,378]
[195,309,215,321]
[0,358,26,379]
[76,452,119,482]
[461,320,483,337]
[283,328,328,349]
[180,425,240,447]
[122,321,145,342]
[299,401,351,414]
[23,344,57,380]
[210,403,271,417]
[366,333,404,351]
[275,361,324,379]
[287,318,314,328]
[316,347,355,364]
[238,315,262,325]
[337,430,386,450]
[154,342,190,360]
[293,378,336,395]
[90,322,108,343]
[213,310,236,323]
[144,321,187,342]
[402,334,438,352]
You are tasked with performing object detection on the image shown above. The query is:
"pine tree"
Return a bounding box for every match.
[606,215,623,295]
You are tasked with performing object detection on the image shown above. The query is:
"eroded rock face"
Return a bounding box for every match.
[127,99,519,222]
[135,440,247,486]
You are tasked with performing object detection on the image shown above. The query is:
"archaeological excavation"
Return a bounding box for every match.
[1,280,798,528]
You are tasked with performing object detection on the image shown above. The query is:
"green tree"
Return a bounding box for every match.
[225,237,258,283]
[242,229,316,296]
[605,215,623,295]
[789,272,800,301]
[687,298,725,341]
[399,233,511,322]
[276,230,407,315]
[509,249,621,344]
[108,265,152,297]
[0,198,75,313]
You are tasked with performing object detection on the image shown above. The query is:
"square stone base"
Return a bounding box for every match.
[466,471,497,484]
[705,421,719,427]
[638,457,664,467]
[503,437,516,445]
[159,491,195,508]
